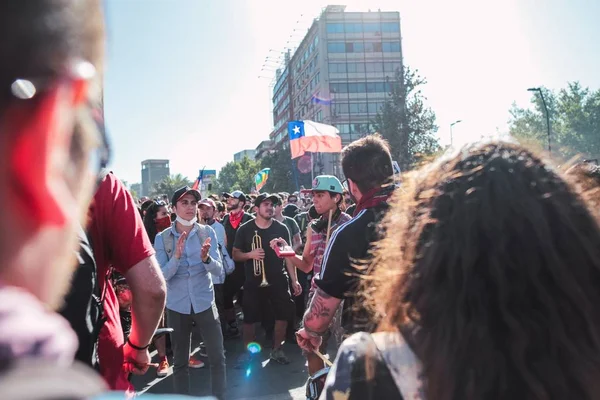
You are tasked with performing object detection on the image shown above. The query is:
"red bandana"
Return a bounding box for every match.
[353,186,394,217]
[229,210,244,229]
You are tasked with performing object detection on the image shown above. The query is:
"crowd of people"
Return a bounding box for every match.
[5,2,600,400]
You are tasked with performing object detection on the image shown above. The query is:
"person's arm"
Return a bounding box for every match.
[285,226,315,273]
[304,288,342,334]
[154,233,180,281]
[124,256,166,349]
[232,226,263,262]
[202,227,223,276]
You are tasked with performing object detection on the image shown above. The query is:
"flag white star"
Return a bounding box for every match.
[293,125,301,135]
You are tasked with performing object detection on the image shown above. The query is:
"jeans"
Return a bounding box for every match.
[167,304,226,399]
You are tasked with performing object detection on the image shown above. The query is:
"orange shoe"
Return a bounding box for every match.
[189,355,205,369]
[157,357,169,378]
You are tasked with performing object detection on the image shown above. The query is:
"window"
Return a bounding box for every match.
[384,62,401,73]
[354,42,364,53]
[337,124,350,134]
[366,62,383,73]
[330,83,348,93]
[382,41,401,52]
[344,23,362,33]
[327,23,344,34]
[328,42,345,53]
[381,22,400,32]
[316,110,323,122]
[364,42,375,52]
[347,62,365,73]
[334,103,349,114]
[363,22,381,33]
[329,63,346,73]
[345,42,354,52]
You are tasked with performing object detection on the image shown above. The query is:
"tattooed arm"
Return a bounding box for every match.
[303,288,342,335]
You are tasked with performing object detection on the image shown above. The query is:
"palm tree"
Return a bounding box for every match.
[151,174,192,200]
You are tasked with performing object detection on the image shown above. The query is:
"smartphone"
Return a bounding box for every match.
[275,244,296,258]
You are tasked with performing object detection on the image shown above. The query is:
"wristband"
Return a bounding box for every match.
[202,256,211,264]
[127,338,150,351]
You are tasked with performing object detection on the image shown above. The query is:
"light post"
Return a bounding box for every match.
[450,120,462,146]
[528,87,551,155]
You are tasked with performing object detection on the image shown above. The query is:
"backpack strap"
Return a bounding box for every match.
[370,332,424,400]
[161,229,175,260]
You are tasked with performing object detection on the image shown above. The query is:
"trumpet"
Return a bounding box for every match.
[252,231,269,287]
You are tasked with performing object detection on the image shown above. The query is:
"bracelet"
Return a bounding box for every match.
[202,256,211,264]
[127,338,150,351]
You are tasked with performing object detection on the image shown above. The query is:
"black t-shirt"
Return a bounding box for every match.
[314,203,388,333]
[346,204,357,217]
[233,219,291,288]
[222,212,254,256]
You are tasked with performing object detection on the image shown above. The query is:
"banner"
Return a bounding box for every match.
[254,168,270,191]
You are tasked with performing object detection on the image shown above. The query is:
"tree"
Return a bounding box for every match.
[151,173,192,199]
[214,156,263,194]
[509,82,600,161]
[260,146,312,193]
[373,66,440,171]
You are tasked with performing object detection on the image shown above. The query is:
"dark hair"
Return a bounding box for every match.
[0,1,104,114]
[143,202,166,243]
[341,134,393,193]
[364,142,600,400]
[140,200,154,213]
[216,201,226,213]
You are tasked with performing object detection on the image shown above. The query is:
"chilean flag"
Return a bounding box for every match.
[288,120,342,159]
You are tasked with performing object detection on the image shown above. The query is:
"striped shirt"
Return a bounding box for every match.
[309,212,352,291]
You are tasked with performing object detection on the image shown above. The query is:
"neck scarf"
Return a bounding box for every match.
[229,209,244,229]
[353,185,395,217]
[311,207,342,234]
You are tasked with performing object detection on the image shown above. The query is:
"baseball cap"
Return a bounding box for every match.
[223,190,247,203]
[301,175,344,195]
[254,193,279,207]
[171,186,201,206]
[199,198,217,209]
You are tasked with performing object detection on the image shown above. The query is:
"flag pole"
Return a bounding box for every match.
[311,153,314,182]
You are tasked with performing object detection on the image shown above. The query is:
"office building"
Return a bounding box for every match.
[255,140,275,160]
[233,149,256,162]
[141,159,170,197]
[270,5,402,175]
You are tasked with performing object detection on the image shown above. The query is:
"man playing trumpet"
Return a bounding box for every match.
[233,193,302,366]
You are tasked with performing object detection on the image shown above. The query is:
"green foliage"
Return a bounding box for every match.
[260,146,312,193]
[509,82,600,161]
[372,66,440,171]
[151,173,192,199]
[214,156,263,194]
[214,147,312,194]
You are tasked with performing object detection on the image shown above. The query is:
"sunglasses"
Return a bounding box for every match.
[10,60,111,176]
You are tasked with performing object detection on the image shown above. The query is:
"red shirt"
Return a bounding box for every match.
[88,174,155,391]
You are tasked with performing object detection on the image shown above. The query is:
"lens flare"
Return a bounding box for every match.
[247,342,262,354]
[245,367,252,377]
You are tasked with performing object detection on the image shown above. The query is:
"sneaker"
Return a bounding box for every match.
[156,357,169,378]
[189,356,205,369]
[198,345,208,357]
[270,348,290,365]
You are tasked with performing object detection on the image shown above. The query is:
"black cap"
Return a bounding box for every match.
[283,203,300,218]
[171,186,201,206]
[223,190,247,203]
[254,193,279,207]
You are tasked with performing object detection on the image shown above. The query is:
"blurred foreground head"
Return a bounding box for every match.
[367,142,600,400]
[0,1,105,309]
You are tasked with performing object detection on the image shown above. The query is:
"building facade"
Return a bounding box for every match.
[141,159,170,197]
[233,149,257,162]
[270,5,402,175]
[255,139,275,160]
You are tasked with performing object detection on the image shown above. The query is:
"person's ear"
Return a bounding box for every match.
[8,82,88,228]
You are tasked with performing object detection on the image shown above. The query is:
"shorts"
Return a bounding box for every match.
[243,278,294,324]
[223,263,245,309]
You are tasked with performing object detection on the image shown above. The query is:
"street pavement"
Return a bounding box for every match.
[132,330,334,399]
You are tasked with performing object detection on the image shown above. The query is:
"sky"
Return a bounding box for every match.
[103,0,600,185]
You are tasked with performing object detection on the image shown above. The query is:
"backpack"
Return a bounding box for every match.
[58,226,105,369]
